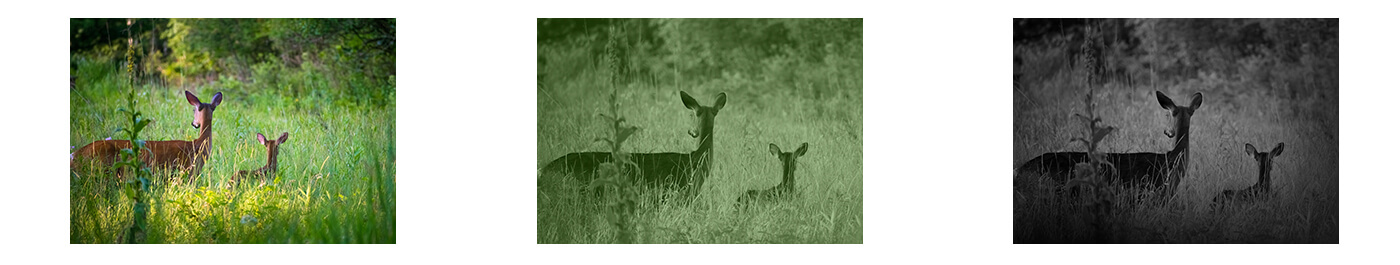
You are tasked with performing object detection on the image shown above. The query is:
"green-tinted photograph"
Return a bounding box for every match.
[69,18,395,243]
[1013,18,1338,243]
[536,18,862,243]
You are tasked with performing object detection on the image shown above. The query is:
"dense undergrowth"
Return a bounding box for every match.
[1012,19,1337,243]
[70,18,395,243]
[537,19,862,243]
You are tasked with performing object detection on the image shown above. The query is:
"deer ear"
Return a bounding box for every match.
[185,91,202,106]
[1189,92,1203,110]
[279,132,289,144]
[769,143,781,157]
[1271,143,1285,156]
[211,92,223,107]
[794,142,809,157]
[712,92,727,111]
[681,91,700,110]
[1156,91,1175,110]
[1245,143,1257,155]
[257,133,267,145]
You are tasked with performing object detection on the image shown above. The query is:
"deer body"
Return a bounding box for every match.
[549,151,710,189]
[737,143,808,207]
[71,91,223,181]
[1016,91,1202,198]
[540,91,725,202]
[1212,143,1283,207]
[231,132,288,185]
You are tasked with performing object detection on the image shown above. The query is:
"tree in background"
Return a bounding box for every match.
[72,18,395,107]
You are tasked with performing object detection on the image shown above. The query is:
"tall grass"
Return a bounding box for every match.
[1013,19,1337,243]
[70,54,395,244]
[537,20,862,243]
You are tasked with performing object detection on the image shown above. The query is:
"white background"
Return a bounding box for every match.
[1,0,1391,264]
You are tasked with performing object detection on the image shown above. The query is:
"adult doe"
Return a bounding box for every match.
[539,91,726,203]
[71,91,223,182]
[737,143,808,208]
[230,132,288,185]
[1015,91,1203,199]
[1212,143,1283,207]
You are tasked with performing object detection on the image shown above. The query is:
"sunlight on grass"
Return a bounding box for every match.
[70,56,395,244]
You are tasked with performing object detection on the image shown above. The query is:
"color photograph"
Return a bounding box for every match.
[69,18,395,243]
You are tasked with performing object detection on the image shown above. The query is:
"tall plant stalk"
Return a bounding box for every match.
[117,18,154,244]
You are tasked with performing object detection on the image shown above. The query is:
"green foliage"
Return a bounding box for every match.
[71,18,126,52]
[539,18,860,119]
[70,47,395,244]
[263,18,395,77]
[116,36,155,243]
[537,19,862,244]
[72,18,395,108]
[71,18,169,54]
[649,18,860,82]
[161,19,225,78]
[166,18,274,62]
[587,89,642,244]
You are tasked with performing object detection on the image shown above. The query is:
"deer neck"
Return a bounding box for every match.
[262,148,278,173]
[1255,158,1271,192]
[690,123,715,168]
[682,122,715,200]
[1160,117,1191,197]
[1165,120,1190,166]
[779,159,795,193]
[193,120,214,158]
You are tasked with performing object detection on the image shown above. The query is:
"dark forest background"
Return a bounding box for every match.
[1013,18,1337,243]
[71,18,394,106]
[537,18,862,244]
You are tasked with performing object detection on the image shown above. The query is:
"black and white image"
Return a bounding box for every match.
[1012,18,1338,243]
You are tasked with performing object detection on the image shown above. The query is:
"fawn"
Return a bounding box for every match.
[230,132,288,186]
[737,143,808,209]
[1212,142,1283,208]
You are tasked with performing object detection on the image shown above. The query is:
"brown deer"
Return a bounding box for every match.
[539,91,725,203]
[1016,91,1202,200]
[230,132,288,186]
[737,143,808,209]
[1212,142,1283,208]
[71,91,223,182]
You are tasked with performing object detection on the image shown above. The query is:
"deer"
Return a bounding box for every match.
[230,132,288,186]
[1212,142,1283,208]
[538,91,725,204]
[1015,91,1202,200]
[71,91,223,183]
[737,142,808,209]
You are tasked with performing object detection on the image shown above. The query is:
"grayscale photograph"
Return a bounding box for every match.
[536,18,862,244]
[1012,18,1338,243]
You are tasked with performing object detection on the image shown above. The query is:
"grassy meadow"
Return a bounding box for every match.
[69,18,395,243]
[1012,19,1338,243]
[536,18,862,244]
[70,61,396,244]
